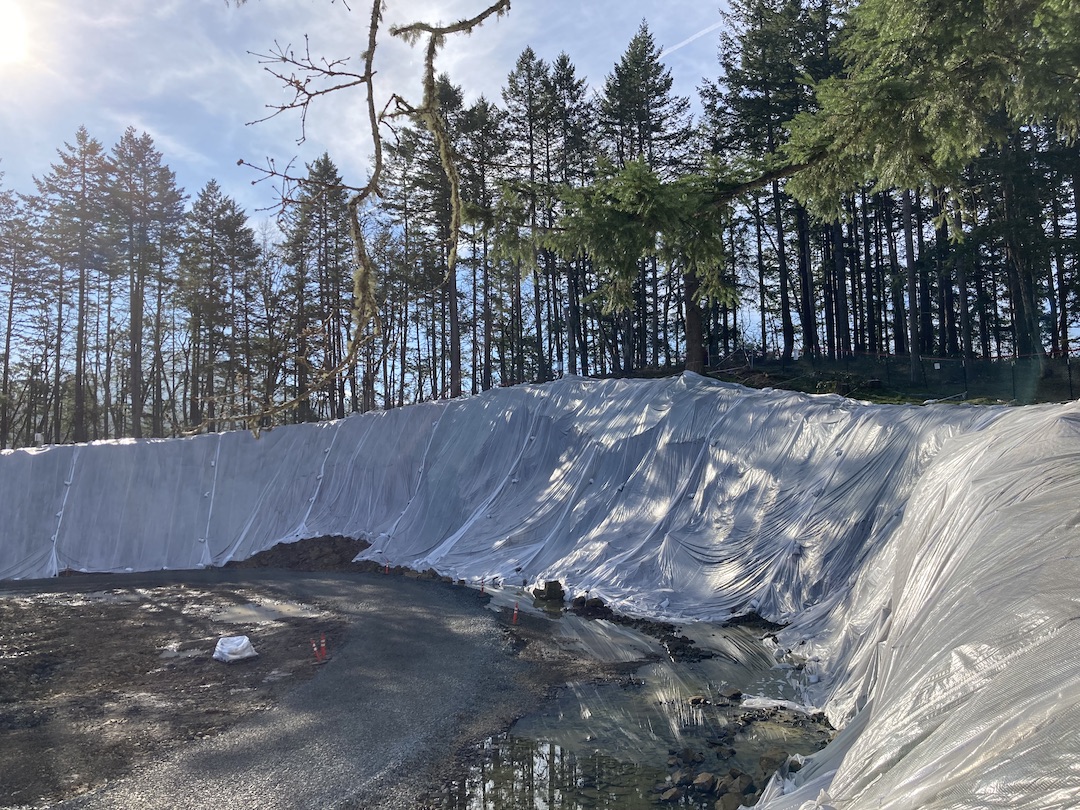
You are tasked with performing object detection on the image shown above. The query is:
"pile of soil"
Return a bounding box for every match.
[223,535,370,571]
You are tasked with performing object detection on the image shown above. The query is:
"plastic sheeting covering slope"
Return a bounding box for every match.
[764,402,1080,809]
[5,373,1080,807]
[358,374,1000,624]
[0,374,991,617]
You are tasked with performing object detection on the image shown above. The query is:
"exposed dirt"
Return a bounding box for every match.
[0,538,616,810]
[0,537,381,809]
[1,540,830,810]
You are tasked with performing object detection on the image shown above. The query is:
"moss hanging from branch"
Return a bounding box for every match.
[230,0,509,432]
[387,0,510,292]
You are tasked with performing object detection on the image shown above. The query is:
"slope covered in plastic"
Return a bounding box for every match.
[2,373,1078,807]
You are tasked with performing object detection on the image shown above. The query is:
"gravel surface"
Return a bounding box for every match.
[43,569,551,810]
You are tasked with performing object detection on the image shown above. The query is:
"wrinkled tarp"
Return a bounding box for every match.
[2,373,1078,808]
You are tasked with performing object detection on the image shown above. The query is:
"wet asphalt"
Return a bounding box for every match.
[19,569,541,810]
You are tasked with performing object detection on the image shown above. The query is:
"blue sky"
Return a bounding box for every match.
[0,0,727,221]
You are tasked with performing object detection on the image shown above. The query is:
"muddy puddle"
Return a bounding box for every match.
[436,590,833,809]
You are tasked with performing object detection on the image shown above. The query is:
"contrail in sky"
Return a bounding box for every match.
[659,20,726,59]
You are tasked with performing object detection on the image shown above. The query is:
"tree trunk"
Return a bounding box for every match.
[832,219,851,356]
[683,270,705,373]
[796,203,817,357]
[902,190,920,382]
[861,190,878,353]
[771,180,795,361]
[448,262,462,397]
[73,263,88,443]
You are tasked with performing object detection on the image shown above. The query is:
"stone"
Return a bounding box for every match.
[677,746,705,765]
[688,694,709,705]
[733,773,756,794]
[759,747,790,776]
[693,772,717,793]
[660,787,683,803]
[532,580,565,601]
[719,686,743,700]
[672,769,694,787]
[715,793,745,810]
[571,595,587,610]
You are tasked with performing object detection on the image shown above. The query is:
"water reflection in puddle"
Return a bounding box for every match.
[444,735,712,810]
[438,612,832,809]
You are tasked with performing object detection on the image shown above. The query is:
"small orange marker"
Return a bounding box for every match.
[512,602,519,625]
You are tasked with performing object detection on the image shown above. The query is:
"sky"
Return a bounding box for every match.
[0,0,728,223]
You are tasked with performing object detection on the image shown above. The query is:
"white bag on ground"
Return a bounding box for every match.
[213,635,258,663]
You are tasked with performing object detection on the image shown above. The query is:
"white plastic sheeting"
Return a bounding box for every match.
[2,373,1079,807]
[212,635,258,663]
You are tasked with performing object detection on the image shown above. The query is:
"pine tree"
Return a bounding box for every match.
[459,95,510,391]
[503,47,554,381]
[179,180,259,432]
[282,154,352,420]
[0,184,37,448]
[599,21,693,177]
[108,127,186,438]
[547,52,596,375]
[34,126,111,443]
[599,22,694,370]
[704,0,838,361]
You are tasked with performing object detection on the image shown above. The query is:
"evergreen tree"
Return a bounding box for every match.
[458,95,510,391]
[598,22,694,370]
[599,21,693,176]
[108,127,186,438]
[0,184,38,448]
[546,52,596,375]
[179,180,259,432]
[34,126,111,443]
[703,0,841,361]
[503,47,554,381]
[282,154,353,420]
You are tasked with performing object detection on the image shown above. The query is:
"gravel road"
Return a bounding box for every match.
[44,569,550,810]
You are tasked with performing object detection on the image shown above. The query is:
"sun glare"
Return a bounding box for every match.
[0,0,29,66]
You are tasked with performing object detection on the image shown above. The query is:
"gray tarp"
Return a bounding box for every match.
[3,373,1078,808]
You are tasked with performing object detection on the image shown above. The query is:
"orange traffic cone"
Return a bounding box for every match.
[512,602,519,625]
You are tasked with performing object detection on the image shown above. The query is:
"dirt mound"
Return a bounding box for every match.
[224,535,370,571]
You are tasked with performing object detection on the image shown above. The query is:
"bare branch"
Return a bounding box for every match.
[233,0,510,428]
[387,0,511,298]
[246,36,373,143]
